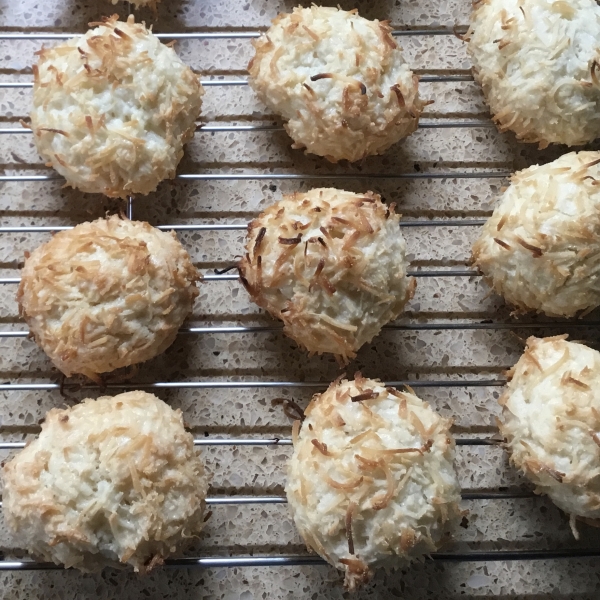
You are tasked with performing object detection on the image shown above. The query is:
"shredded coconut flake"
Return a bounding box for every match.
[468,0,600,147]
[238,188,415,362]
[31,15,203,198]
[18,215,200,379]
[248,6,425,162]
[472,151,600,317]
[286,376,461,590]
[499,336,600,527]
[2,391,208,572]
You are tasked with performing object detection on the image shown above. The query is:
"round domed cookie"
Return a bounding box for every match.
[467,0,600,148]
[238,188,416,363]
[18,215,199,380]
[472,151,600,317]
[31,15,203,198]
[499,336,600,535]
[2,391,208,572]
[248,6,425,162]
[286,374,461,589]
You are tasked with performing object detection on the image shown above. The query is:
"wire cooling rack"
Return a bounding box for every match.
[1,6,600,596]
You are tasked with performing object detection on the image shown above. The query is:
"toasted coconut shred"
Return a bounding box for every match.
[31,15,203,198]
[2,391,208,572]
[499,336,600,536]
[247,6,425,162]
[472,151,600,318]
[18,215,200,379]
[238,188,415,362]
[285,376,461,590]
[467,0,600,148]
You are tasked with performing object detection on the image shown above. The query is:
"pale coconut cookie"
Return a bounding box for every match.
[467,0,600,148]
[2,391,209,572]
[18,215,200,381]
[499,336,600,536]
[31,15,203,198]
[286,374,461,590]
[238,188,416,363]
[472,151,600,317]
[248,6,425,162]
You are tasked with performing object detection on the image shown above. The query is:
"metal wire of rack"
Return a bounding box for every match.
[2,15,600,584]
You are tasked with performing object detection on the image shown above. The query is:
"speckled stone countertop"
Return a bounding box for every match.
[1,0,600,598]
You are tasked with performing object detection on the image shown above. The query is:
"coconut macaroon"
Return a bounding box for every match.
[2,391,208,571]
[31,15,202,198]
[18,215,199,380]
[238,188,415,362]
[467,0,600,148]
[472,151,600,317]
[248,6,425,162]
[499,336,600,535]
[286,374,461,589]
